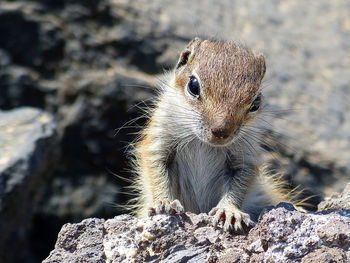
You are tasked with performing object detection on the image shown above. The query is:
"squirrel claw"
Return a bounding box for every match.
[148,199,184,216]
[209,207,254,233]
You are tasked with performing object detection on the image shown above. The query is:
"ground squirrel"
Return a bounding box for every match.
[129,38,306,232]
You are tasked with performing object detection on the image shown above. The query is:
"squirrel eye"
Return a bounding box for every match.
[250,93,262,112]
[187,76,200,98]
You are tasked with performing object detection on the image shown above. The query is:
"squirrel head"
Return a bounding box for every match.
[174,38,266,146]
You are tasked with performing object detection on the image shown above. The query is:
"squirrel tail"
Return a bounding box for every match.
[243,165,314,221]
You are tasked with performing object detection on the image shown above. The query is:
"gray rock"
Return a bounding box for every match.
[247,207,350,263]
[33,68,155,261]
[0,66,47,109]
[318,182,350,211]
[43,205,350,263]
[0,48,11,66]
[39,68,154,219]
[301,247,348,263]
[43,218,106,263]
[0,107,58,263]
[0,2,65,75]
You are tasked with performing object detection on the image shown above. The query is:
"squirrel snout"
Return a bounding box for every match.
[210,120,232,140]
[211,127,230,139]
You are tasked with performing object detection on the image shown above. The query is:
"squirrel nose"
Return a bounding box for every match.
[211,122,231,139]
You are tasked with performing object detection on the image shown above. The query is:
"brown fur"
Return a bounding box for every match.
[175,38,265,145]
[129,38,306,230]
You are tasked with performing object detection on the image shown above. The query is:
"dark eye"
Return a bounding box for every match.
[187,76,200,98]
[250,93,261,112]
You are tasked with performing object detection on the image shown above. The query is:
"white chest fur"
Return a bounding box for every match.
[172,140,231,213]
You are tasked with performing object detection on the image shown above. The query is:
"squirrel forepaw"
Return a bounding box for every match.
[148,199,184,216]
[209,207,254,233]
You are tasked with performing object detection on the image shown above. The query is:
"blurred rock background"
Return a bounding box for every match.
[0,0,349,262]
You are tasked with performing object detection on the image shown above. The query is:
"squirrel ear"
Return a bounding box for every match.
[176,37,202,69]
[257,53,266,79]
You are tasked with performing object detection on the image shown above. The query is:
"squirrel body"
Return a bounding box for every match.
[130,38,303,231]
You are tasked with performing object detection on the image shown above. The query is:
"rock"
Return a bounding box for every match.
[0,48,11,66]
[0,66,48,109]
[43,218,106,263]
[0,3,65,75]
[32,67,155,261]
[43,205,350,263]
[0,107,58,263]
[318,182,350,211]
[247,207,350,263]
[38,68,154,220]
[301,247,348,263]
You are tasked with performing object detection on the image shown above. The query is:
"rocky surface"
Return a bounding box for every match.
[318,182,350,211]
[0,0,349,262]
[0,107,58,263]
[43,202,350,263]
